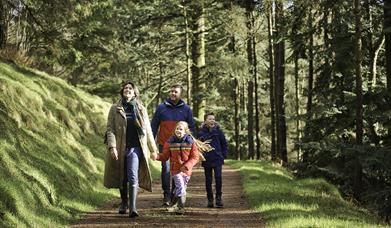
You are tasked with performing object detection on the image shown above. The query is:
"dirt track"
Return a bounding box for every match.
[71,164,264,228]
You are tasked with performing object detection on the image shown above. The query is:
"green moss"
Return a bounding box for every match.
[226,160,385,228]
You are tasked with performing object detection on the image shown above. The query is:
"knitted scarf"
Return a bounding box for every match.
[122,98,145,136]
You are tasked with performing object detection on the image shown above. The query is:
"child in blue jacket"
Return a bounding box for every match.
[197,112,228,208]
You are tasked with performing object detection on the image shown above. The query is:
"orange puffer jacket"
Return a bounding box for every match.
[157,134,199,176]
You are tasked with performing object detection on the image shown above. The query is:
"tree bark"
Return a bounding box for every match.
[303,4,314,162]
[267,1,277,161]
[385,0,391,91]
[364,0,374,89]
[292,1,302,162]
[156,62,164,108]
[274,0,288,164]
[0,1,6,48]
[253,30,261,160]
[355,0,363,145]
[247,79,254,160]
[234,77,241,160]
[190,1,206,120]
[354,0,363,197]
[294,51,300,162]
[229,33,241,160]
[246,0,255,160]
[371,37,385,87]
[182,1,192,106]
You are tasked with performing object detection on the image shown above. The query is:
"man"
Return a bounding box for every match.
[151,84,195,206]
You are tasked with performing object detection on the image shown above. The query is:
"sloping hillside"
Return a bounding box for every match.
[0,61,116,227]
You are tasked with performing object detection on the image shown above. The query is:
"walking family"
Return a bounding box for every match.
[104,82,227,217]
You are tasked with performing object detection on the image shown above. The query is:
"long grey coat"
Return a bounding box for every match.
[104,99,157,192]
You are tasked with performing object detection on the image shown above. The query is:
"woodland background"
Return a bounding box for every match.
[0,0,390,221]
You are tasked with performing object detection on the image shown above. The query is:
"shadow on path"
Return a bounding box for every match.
[71,164,264,228]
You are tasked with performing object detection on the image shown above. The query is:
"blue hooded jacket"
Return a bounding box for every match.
[197,124,228,167]
[151,98,195,146]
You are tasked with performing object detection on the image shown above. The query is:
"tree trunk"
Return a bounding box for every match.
[354,0,363,197]
[267,1,277,161]
[253,31,261,160]
[156,61,164,108]
[274,0,288,164]
[364,0,374,90]
[182,1,192,106]
[234,77,241,160]
[385,0,391,91]
[303,4,314,162]
[69,66,83,86]
[384,0,391,145]
[294,51,300,162]
[0,1,6,48]
[355,0,363,145]
[155,41,164,108]
[371,37,385,87]
[229,34,241,160]
[247,79,254,160]
[190,2,206,120]
[292,1,302,162]
[245,0,255,160]
[242,78,247,114]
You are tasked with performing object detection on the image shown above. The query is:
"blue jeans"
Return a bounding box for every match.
[204,165,222,199]
[125,147,141,187]
[160,145,175,198]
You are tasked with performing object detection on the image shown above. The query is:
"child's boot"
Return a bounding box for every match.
[175,195,186,215]
[166,196,179,212]
[215,194,223,208]
[207,196,214,208]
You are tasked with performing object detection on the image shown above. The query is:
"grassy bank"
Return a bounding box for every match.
[226,160,385,228]
[0,61,159,227]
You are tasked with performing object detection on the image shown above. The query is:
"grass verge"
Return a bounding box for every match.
[226,160,386,228]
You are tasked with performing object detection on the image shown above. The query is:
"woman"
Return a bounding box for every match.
[104,81,158,218]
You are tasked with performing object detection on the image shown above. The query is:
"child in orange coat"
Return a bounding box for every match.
[151,121,199,215]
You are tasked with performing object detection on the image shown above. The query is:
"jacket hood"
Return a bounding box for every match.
[168,134,194,144]
[200,123,220,132]
[164,98,185,108]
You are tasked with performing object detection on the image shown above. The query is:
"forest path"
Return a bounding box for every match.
[71,164,265,228]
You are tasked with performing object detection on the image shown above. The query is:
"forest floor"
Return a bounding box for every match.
[71,164,265,228]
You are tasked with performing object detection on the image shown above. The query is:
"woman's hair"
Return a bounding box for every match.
[175,121,213,154]
[120,81,140,99]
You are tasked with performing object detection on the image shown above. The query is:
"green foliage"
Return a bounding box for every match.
[296,139,391,221]
[227,160,384,227]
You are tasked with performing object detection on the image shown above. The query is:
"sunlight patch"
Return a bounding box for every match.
[259,202,319,213]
